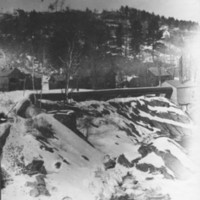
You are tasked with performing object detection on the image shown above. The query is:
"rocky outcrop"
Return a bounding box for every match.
[14,98,43,118]
[1,96,195,200]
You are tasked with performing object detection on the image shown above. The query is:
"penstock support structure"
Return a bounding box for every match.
[29,87,173,104]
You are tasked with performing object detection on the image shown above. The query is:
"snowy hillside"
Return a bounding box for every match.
[1,92,199,200]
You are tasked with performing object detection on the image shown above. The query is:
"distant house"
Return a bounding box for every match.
[20,68,42,90]
[24,73,42,90]
[162,80,197,107]
[148,67,172,86]
[49,74,82,90]
[49,74,66,89]
[0,68,25,91]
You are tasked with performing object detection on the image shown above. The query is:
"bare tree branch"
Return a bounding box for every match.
[58,39,82,103]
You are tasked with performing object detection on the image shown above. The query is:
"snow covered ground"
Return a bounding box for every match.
[0,90,200,200]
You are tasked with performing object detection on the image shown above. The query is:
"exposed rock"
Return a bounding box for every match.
[0,168,13,189]
[27,175,50,197]
[14,98,31,118]
[103,155,116,170]
[14,98,44,118]
[122,173,139,190]
[110,194,130,200]
[1,96,195,200]
[25,105,43,118]
[0,124,12,191]
[36,175,50,195]
[157,150,191,180]
[117,154,133,168]
[0,112,8,124]
[24,159,47,176]
[54,110,76,131]
[136,163,173,179]
[136,137,194,180]
[138,144,154,157]
[145,99,170,108]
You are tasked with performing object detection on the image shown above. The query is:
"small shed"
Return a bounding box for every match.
[0,68,25,91]
[148,67,172,86]
[162,80,196,106]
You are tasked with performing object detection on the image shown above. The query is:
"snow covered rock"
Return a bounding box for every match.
[135,137,196,180]
[1,95,196,200]
[14,98,32,118]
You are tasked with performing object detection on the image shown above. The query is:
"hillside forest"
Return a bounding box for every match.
[0,5,199,89]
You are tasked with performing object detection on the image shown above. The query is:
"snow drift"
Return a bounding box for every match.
[0,95,197,200]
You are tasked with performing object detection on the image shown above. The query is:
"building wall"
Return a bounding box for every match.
[42,75,49,91]
[177,86,196,105]
[0,77,9,91]
[25,76,42,90]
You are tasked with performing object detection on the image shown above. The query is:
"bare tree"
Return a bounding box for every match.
[59,41,81,103]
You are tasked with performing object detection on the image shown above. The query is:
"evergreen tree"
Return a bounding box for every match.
[147,17,162,60]
[130,19,143,56]
[116,23,123,48]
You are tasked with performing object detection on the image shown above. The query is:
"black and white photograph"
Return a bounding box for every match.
[0,0,200,200]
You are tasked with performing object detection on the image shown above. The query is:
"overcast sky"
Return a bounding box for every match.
[0,0,199,22]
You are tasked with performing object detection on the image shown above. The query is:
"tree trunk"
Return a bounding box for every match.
[158,63,162,87]
[76,77,79,91]
[65,73,70,104]
[23,77,27,96]
[32,65,37,104]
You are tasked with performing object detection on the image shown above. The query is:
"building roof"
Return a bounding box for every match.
[20,67,43,78]
[148,67,171,77]
[163,80,195,88]
[167,67,179,77]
